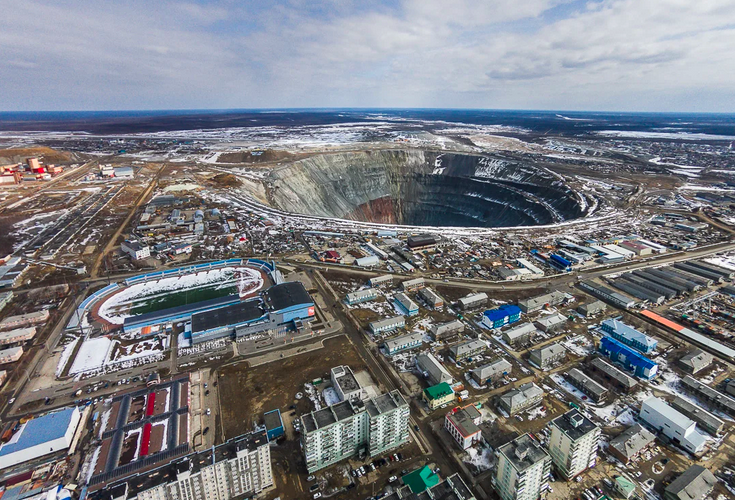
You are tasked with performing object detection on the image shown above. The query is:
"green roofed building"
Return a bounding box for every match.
[615,475,637,499]
[422,382,455,411]
[402,465,440,494]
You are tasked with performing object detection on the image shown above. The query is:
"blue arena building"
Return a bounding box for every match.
[123,295,241,333]
[599,336,658,379]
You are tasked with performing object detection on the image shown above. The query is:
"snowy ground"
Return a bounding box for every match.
[465,445,494,472]
[69,337,113,375]
[66,335,169,376]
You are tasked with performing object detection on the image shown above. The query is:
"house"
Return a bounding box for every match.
[608,424,656,464]
[501,322,536,347]
[518,291,568,313]
[482,305,521,329]
[577,300,607,317]
[394,293,419,316]
[566,368,608,402]
[418,287,444,309]
[664,465,716,500]
[458,293,488,310]
[445,405,482,450]
[498,382,543,416]
[430,320,464,341]
[534,313,567,333]
[423,382,455,411]
[588,357,638,392]
[471,358,512,385]
[678,349,713,375]
[529,343,565,370]
[121,240,150,260]
[401,278,425,292]
[383,333,423,356]
[346,289,378,305]
[0,346,23,364]
[370,316,405,335]
[449,339,486,362]
[416,353,453,386]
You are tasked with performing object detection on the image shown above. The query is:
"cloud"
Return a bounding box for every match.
[0,0,732,111]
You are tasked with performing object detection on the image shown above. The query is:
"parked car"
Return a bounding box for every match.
[313,493,322,499]
[307,475,315,482]
[388,476,397,483]
[309,484,320,492]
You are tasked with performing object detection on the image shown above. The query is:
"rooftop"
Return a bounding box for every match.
[609,424,655,460]
[664,465,716,500]
[498,433,549,473]
[588,357,638,389]
[447,406,481,437]
[366,391,407,417]
[0,407,79,457]
[332,365,360,393]
[191,298,265,334]
[424,382,454,401]
[402,465,440,494]
[262,281,312,311]
[551,409,598,440]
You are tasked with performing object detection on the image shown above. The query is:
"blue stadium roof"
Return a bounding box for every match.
[600,337,657,369]
[483,304,522,322]
[0,407,78,457]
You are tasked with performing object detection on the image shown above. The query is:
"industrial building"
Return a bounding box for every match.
[0,406,81,471]
[370,316,405,335]
[189,282,315,344]
[608,424,656,464]
[534,313,567,333]
[346,288,378,305]
[430,319,464,341]
[498,383,543,416]
[263,409,284,440]
[471,358,512,385]
[639,397,708,454]
[611,278,665,304]
[401,277,425,292]
[501,322,536,347]
[678,349,713,374]
[600,319,658,353]
[369,275,393,287]
[444,405,482,450]
[331,365,367,402]
[393,292,419,316]
[599,337,658,379]
[449,339,486,361]
[482,305,521,329]
[587,357,638,392]
[92,431,273,500]
[383,332,423,356]
[458,292,488,310]
[516,258,544,277]
[494,434,551,500]
[616,272,677,300]
[548,410,601,480]
[529,343,565,370]
[423,382,455,411]
[518,290,568,313]
[664,465,716,500]
[619,240,652,256]
[407,234,441,250]
[121,240,151,261]
[418,287,444,309]
[355,255,380,267]
[680,375,735,416]
[669,396,725,436]
[300,390,409,473]
[416,352,453,386]
[579,281,636,309]
[565,368,608,402]
[577,300,606,317]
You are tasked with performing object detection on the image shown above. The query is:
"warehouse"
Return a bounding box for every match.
[471,358,512,385]
[384,333,423,356]
[566,368,608,402]
[355,255,379,267]
[0,407,81,471]
[345,289,378,305]
[518,290,568,313]
[611,279,665,304]
[630,269,688,295]
[449,339,486,362]
[666,267,713,287]
[416,352,453,386]
[0,291,12,312]
[673,262,724,283]
[587,357,638,392]
[458,293,487,310]
[618,273,678,300]
[579,281,636,309]
[600,319,657,354]
[418,287,444,309]
[363,242,389,260]
[430,320,464,341]
[599,337,658,379]
[121,240,150,261]
[401,277,425,292]
[407,234,441,250]
[680,376,735,416]
[644,268,701,292]
[688,260,735,279]
[482,305,521,329]
[534,313,567,333]
[639,397,707,454]
[577,300,607,317]
[369,275,393,287]
[501,322,536,347]
[394,293,419,317]
[370,316,405,335]
[670,396,725,436]
[529,343,565,370]
[516,258,544,277]
[619,240,652,256]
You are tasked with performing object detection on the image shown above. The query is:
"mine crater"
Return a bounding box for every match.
[264,149,589,228]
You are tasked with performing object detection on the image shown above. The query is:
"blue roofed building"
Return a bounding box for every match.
[482,305,522,329]
[263,409,285,441]
[599,337,658,379]
[601,319,658,353]
[0,406,81,470]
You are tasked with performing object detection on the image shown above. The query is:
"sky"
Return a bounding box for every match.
[1,0,734,112]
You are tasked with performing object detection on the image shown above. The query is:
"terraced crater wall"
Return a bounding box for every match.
[266,150,587,228]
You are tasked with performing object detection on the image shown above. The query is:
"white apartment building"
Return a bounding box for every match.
[495,434,551,500]
[639,397,707,454]
[548,410,601,480]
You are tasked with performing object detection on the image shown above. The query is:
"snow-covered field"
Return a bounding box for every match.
[69,337,114,375]
[65,335,169,376]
